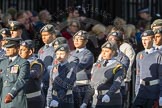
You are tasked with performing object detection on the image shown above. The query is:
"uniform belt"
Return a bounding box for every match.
[26,90,41,98]
[140,79,159,86]
[95,89,120,95]
[75,80,90,85]
[53,90,72,96]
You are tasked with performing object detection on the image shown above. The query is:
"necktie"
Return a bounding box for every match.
[8,59,12,65]
[76,50,79,53]
[145,52,148,54]
[156,48,159,50]
[103,60,108,67]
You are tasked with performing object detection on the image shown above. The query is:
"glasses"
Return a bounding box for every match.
[71,25,78,28]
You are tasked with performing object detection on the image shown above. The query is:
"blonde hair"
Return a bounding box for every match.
[123,24,136,39]
[113,17,126,27]
[92,24,106,35]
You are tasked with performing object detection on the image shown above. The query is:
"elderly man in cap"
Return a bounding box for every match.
[68,30,94,108]
[135,30,155,95]
[38,24,56,99]
[0,38,30,108]
[46,44,77,108]
[133,30,162,108]
[82,41,125,108]
[19,40,45,108]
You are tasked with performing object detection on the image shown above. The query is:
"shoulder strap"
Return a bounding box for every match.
[113,64,122,74]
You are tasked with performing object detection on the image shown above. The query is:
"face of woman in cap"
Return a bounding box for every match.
[56,50,68,63]
[19,45,32,59]
[101,48,115,60]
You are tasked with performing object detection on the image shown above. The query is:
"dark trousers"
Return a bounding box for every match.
[73,85,92,108]
[132,96,158,108]
[58,94,74,108]
[27,95,45,108]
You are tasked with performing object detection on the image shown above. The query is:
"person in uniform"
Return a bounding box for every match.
[68,30,94,108]
[0,28,11,49]
[0,38,30,108]
[81,41,125,108]
[153,28,162,51]
[107,31,131,107]
[52,37,67,50]
[8,21,24,39]
[135,30,155,95]
[151,19,162,31]
[46,44,77,108]
[0,35,6,60]
[19,40,45,108]
[47,37,68,73]
[38,24,56,99]
[133,31,162,107]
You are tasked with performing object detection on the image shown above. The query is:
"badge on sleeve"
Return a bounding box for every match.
[10,65,19,73]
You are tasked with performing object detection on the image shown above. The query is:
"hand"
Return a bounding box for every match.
[159,97,162,106]
[102,94,110,103]
[80,103,87,108]
[4,94,12,103]
[50,100,59,107]
[124,78,131,82]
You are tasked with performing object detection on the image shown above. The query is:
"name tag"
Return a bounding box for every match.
[11,65,19,73]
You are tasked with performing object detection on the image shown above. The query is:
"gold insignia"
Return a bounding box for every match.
[143,32,147,36]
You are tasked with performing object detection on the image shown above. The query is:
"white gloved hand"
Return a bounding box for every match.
[50,100,59,107]
[102,94,110,103]
[46,107,50,108]
[159,97,162,106]
[80,103,87,108]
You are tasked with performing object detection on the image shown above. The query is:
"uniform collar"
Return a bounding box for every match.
[59,60,68,66]
[45,42,53,47]
[154,45,162,50]
[9,55,18,62]
[27,55,37,63]
[145,47,155,54]
[104,58,116,66]
[76,47,86,53]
